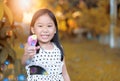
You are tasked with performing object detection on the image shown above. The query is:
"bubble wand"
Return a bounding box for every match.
[26,35,37,65]
[28,35,37,46]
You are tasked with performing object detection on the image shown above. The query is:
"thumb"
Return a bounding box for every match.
[35,46,40,50]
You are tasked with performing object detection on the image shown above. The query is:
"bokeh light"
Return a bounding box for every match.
[0,0,120,81]
[8,74,15,81]
[7,64,14,69]
[18,0,32,11]
[4,60,10,65]
[20,43,24,48]
[22,12,34,24]
[3,78,9,81]
[17,74,26,81]
[0,72,3,80]
[1,64,8,71]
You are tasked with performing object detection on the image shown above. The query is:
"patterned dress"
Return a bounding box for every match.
[25,43,64,81]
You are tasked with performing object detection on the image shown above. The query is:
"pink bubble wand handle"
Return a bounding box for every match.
[26,35,37,65]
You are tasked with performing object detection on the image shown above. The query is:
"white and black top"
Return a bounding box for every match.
[25,43,64,81]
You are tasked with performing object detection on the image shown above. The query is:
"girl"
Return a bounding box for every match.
[21,9,70,81]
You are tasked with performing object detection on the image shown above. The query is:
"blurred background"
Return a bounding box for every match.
[0,0,120,81]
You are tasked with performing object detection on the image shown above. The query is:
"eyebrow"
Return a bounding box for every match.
[36,22,53,25]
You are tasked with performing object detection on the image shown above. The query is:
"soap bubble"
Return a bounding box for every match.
[20,43,24,48]
[3,78,9,81]
[17,74,26,81]
[4,60,10,65]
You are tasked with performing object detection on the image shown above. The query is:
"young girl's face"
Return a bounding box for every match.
[31,14,56,44]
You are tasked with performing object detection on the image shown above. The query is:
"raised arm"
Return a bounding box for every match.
[21,43,39,65]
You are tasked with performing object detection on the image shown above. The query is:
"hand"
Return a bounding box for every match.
[24,43,40,59]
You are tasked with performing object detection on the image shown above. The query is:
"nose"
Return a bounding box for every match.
[42,27,48,33]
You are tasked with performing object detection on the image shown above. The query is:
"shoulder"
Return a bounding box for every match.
[52,42,63,48]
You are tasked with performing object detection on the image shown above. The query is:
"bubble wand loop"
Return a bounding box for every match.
[26,35,37,65]
[28,35,37,46]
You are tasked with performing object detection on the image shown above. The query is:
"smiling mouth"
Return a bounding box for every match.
[41,35,49,39]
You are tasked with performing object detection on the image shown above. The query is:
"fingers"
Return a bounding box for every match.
[24,43,38,59]
[35,46,40,50]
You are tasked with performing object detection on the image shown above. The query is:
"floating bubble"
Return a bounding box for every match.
[17,74,26,81]
[4,60,10,65]
[20,43,24,48]
[25,59,31,65]
[3,78,9,81]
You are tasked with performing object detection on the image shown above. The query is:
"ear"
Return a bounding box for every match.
[54,31,56,34]
[31,27,35,34]
[54,28,56,34]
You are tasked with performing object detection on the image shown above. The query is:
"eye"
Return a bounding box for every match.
[38,25,42,27]
[48,25,52,27]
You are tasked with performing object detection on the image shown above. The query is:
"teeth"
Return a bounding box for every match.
[41,35,49,39]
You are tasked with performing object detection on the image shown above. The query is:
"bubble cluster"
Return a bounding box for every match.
[0,60,26,81]
[1,74,26,81]
[1,60,10,71]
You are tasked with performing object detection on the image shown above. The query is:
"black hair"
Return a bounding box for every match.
[30,9,64,61]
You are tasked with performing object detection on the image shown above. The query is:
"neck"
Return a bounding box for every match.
[39,42,53,50]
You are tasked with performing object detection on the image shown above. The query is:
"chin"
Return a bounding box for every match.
[40,39,51,43]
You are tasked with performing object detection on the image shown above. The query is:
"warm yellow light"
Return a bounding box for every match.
[21,0,43,24]
[22,12,34,24]
[19,0,32,10]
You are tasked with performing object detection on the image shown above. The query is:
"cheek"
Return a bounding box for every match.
[50,27,56,34]
[34,28,41,33]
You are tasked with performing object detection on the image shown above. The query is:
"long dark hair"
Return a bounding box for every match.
[30,9,64,61]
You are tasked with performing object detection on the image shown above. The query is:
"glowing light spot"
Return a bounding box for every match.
[17,74,26,81]
[4,60,10,65]
[20,43,24,48]
[1,64,8,71]
[19,0,32,10]
[0,73,3,80]
[3,78,9,81]
[22,12,34,24]
[8,64,14,69]
[8,74,15,81]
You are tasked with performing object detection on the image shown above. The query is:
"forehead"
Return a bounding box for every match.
[35,14,54,24]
